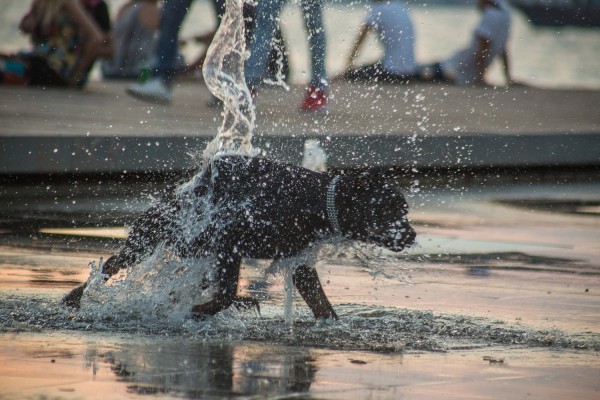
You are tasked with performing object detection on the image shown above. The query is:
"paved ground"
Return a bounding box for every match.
[1,80,599,174]
[1,179,599,399]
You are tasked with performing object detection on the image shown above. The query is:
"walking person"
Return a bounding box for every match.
[101,0,160,79]
[127,0,193,104]
[182,1,290,86]
[246,0,329,112]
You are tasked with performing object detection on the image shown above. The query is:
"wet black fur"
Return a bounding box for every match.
[64,155,416,319]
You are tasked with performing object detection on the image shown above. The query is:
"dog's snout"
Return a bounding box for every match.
[373,219,416,252]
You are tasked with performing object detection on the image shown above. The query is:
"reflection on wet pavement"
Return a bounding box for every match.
[1,332,598,400]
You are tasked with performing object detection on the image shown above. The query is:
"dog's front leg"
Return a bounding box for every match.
[62,281,88,308]
[62,254,123,309]
[293,265,338,320]
[62,197,181,310]
[191,249,242,317]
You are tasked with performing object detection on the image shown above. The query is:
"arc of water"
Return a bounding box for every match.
[202,0,255,168]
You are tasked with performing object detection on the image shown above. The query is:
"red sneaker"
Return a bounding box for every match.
[300,86,328,112]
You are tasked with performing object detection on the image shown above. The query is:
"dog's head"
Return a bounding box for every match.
[342,178,416,252]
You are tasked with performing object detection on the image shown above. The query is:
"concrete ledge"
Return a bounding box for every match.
[2,132,598,174]
[2,82,599,175]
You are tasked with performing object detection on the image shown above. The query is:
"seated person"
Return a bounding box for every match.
[337,0,419,83]
[101,0,159,79]
[419,0,515,86]
[81,0,114,82]
[81,0,111,34]
[0,0,112,88]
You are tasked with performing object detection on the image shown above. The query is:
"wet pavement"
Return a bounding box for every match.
[0,172,599,398]
[1,332,598,400]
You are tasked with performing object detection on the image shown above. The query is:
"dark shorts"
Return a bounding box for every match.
[422,62,453,83]
[27,56,68,87]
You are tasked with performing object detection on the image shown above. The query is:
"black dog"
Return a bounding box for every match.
[63,155,416,319]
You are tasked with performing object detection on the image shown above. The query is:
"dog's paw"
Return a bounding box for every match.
[191,295,261,318]
[61,282,87,309]
[312,304,339,320]
[101,255,122,276]
[232,296,261,315]
[190,298,228,317]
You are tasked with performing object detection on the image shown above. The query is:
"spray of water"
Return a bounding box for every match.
[76,0,414,326]
[79,0,257,324]
[201,0,256,168]
[80,255,218,325]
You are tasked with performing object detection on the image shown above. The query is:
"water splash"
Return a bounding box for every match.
[302,140,327,172]
[5,294,598,352]
[80,255,217,326]
[78,0,260,324]
[201,0,256,168]
[72,0,415,326]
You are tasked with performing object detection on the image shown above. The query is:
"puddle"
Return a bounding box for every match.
[1,332,598,400]
[0,239,598,351]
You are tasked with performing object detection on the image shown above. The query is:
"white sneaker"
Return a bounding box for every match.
[127,78,172,104]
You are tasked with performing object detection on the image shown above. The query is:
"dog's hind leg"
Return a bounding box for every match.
[191,249,248,317]
[62,196,182,309]
[232,296,260,314]
[293,264,338,320]
[61,281,88,308]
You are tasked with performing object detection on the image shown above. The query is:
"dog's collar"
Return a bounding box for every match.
[326,176,342,234]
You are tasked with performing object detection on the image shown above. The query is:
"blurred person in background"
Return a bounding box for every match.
[336,0,420,84]
[182,0,290,85]
[101,0,160,79]
[126,0,193,104]
[81,0,111,34]
[128,0,289,106]
[245,0,329,112]
[0,0,112,87]
[81,0,114,80]
[418,0,516,86]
